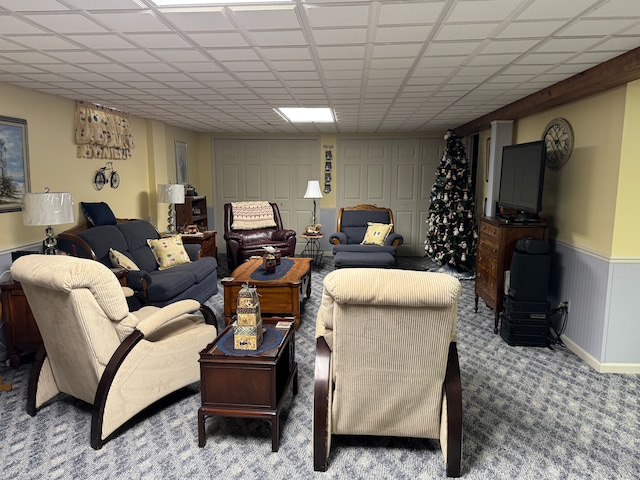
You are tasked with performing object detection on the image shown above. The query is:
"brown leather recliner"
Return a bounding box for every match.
[223,202,297,272]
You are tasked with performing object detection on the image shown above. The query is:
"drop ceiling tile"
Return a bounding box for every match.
[9,35,82,50]
[159,9,233,32]
[304,4,370,28]
[371,43,422,58]
[498,21,565,38]
[568,51,625,64]
[49,50,112,63]
[92,12,171,33]
[232,5,300,30]
[219,61,270,72]
[427,41,480,56]
[593,37,640,52]
[466,53,521,65]
[321,59,364,70]
[100,49,159,63]
[248,30,307,47]
[188,32,249,48]
[0,51,60,63]
[24,13,108,34]
[66,34,136,50]
[128,33,193,49]
[206,48,260,62]
[586,0,640,17]
[64,0,144,10]
[312,28,367,46]
[479,39,540,54]
[375,26,432,43]
[517,52,575,64]
[436,23,500,41]
[261,47,311,61]
[0,15,49,34]
[447,0,521,23]
[269,59,316,71]
[378,2,445,25]
[558,18,639,36]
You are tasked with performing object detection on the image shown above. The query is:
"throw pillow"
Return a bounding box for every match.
[109,248,139,271]
[147,236,191,270]
[81,201,117,226]
[231,201,277,230]
[361,222,393,246]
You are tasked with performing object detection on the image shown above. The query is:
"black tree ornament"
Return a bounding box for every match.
[425,129,477,271]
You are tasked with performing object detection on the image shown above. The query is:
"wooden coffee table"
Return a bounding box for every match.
[222,257,312,330]
[198,318,298,452]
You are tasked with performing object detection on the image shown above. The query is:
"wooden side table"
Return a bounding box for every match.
[1,281,43,368]
[198,318,298,452]
[172,231,217,259]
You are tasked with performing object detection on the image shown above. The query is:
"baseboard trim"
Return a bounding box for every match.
[562,335,640,374]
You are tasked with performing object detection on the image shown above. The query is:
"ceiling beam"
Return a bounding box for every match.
[455,46,640,137]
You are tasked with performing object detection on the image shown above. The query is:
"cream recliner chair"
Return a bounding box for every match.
[11,255,217,449]
[313,269,463,477]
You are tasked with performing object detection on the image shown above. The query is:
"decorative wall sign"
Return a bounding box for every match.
[323,144,333,194]
[175,141,188,184]
[0,116,30,213]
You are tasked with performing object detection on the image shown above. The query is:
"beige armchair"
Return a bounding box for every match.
[313,269,463,477]
[10,255,217,449]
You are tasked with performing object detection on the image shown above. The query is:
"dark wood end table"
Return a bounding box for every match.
[198,318,298,452]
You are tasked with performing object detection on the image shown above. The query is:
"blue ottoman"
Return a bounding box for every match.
[333,251,396,269]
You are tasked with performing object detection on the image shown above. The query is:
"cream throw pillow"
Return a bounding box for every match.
[109,248,139,271]
[361,222,393,246]
[147,236,191,270]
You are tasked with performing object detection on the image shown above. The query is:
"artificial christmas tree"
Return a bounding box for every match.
[425,130,477,271]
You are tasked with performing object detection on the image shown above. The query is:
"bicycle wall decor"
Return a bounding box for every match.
[93,161,120,190]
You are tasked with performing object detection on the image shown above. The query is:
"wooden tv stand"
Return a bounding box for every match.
[474,216,549,333]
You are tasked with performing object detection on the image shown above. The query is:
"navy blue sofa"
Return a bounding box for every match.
[58,220,218,313]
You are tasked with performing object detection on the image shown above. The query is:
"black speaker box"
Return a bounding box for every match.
[503,295,550,314]
[507,251,550,302]
[500,314,549,347]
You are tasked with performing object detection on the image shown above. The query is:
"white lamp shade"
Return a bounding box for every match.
[158,184,185,204]
[22,191,75,226]
[304,180,323,199]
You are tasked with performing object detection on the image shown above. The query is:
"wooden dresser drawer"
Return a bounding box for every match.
[479,221,499,239]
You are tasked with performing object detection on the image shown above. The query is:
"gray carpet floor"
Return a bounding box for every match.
[1,255,639,479]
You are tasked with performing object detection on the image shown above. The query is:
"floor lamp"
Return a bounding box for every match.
[304,180,323,234]
[158,183,185,234]
[22,188,75,255]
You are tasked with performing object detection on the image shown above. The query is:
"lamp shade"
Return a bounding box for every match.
[22,191,75,226]
[304,180,323,199]
[157,184,185,204]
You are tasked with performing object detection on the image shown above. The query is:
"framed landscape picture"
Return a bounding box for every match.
[0,116,30,213]
[175,140,188,184]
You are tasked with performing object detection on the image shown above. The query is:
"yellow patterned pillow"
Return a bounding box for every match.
[146,236,191,270]
[109,248,139,271]
[361,222,393,246]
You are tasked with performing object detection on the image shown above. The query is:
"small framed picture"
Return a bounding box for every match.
[325,161,332,171]
[175,140,188,184]
[325,173,331,183]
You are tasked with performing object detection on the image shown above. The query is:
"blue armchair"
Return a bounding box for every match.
[329,204,403,268]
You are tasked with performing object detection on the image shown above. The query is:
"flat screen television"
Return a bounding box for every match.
[498,140,546,219]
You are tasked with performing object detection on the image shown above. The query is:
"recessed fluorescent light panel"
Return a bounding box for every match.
[151,0,289,5]
[276,107,335,123]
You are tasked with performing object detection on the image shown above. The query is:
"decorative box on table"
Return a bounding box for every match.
[234,283,263,350]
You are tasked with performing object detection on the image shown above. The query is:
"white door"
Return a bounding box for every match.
[214,138,319,254]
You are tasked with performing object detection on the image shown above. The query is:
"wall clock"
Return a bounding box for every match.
[542,118,573,169]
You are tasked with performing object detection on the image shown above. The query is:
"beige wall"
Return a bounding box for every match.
[613,79,640,257]
[513,86,626,257]
[0,82,180,253]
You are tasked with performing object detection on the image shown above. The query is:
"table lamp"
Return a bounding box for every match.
[22,188,75,254]
[158,183,185,233]
[304,180,323,234]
